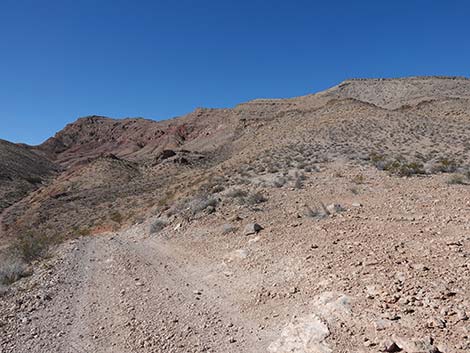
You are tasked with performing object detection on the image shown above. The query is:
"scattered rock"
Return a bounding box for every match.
[380,339,400,352]
[326,203,345,214]
[393,336,440,353]
[457,310,468,321]
[243,223,263,235]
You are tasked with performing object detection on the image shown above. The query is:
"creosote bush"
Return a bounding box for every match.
[0,258,28,285]
[149,219,168,234]
[189,196,218,215]
[14,231,52,263]
[245,191,268,205]
[447,174,467,185]
[383,160,425,177]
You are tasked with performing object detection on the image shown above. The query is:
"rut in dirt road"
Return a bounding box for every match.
[4,231,270,353]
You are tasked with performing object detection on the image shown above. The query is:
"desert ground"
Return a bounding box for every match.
[1,77,470,353]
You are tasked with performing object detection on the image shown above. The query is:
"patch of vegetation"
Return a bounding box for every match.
[383,159,425,177]
[435,158,458,173]
[73,226,91,236]
[351,173,365,184]
[349,186,360,195]
[149,218,168,234]
[109,211,124,224]
[304,203,329,220]
[0,257,28,285]
[13,231,53,263]
[188,195,218,215]
[244,191,268,205]
[225,188,248,199]
[447,174,467,185]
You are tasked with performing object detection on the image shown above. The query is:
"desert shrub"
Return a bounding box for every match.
[188,196,218,215]
[447,174,467,185]
[25,176,43,184]
[349,187,360,195]
[109,211,123,224]
[225,188,248,199]
[211,184,225,193]
[352,174,365,184]
[369,152,389,170]
[149,218,168,234]
[0,257,28,285]
[304,203,329,220]
[384,160,425,177]
[273,177,287,188]
[14,231,51,263]
[435,158,458,173]
[245,191,268,205]
[74,226,91,236]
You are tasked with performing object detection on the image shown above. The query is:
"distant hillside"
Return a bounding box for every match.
[2,76,470,241]
[0,139,59,212]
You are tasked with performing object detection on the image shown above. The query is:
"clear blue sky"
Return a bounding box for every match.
[1,0,469,145]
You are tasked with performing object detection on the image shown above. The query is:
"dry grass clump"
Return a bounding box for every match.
[225,188,267,205]
[384,160,425,177]
[225,188,248,199]
[446,174,468,185]
[304,203,329,220]
[187,195,218,215]
[245,191,268,205]
[434,157,459,173]
[149,218,168,234]
[13,231,53,263]
[0,256,29,285]
[109,211,124,224]
[351,173,365,184]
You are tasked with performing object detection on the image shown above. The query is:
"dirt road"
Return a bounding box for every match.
[1,226,273,353]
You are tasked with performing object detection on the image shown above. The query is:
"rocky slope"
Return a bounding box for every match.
[0,139,58,213]
[1,76,470,352]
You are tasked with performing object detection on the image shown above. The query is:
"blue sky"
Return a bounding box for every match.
[1,0,469,145]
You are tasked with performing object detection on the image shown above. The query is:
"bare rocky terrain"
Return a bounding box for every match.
[1,76,470,352]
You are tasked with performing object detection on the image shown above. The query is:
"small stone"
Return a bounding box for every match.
[427,317,446,329]
[352,202,362,207]
[326,203,344,214]
[289,287,299,294]
[380,339,400,352]
[393,336,437,353]
[205,205,215,214]
[243,223,263,235]
[457,310,468,321]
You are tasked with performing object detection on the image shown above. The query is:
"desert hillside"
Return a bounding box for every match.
[0,139,59,213]
[1,76,470,353]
